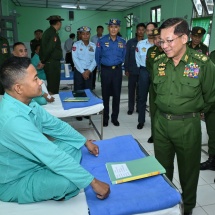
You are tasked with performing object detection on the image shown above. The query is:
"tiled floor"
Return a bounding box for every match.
[66,78,215,215]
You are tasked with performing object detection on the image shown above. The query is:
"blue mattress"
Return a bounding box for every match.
[59,89,103,110]
[81,135,181,215]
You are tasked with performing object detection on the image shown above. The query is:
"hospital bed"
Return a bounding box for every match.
[0,135,182,215]
[43,89,104,139]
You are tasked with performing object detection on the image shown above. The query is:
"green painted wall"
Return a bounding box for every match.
[15,7,123,42]
[1,0,215,51]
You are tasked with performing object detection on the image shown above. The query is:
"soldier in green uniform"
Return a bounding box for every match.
[146,28,163,143]
[30,29,43,58]
[39,15,64,94]
[0,28,11,94]
[187,26,209,55]
[200,50,215,171]
[152,18,215,215]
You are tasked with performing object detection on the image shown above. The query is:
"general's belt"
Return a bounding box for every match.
[160,112,198,120]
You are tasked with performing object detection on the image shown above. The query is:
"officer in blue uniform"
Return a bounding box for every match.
[96,19,126,127]
[72,26,96,91]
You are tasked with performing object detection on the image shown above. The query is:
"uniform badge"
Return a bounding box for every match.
[105,42,109,47]
[142,47,146,52]
[158,62,166,76]
[202,56,207,61]
[89,46,94,52]
[183,62,200,78]
[150,51,156,58]
[184,55,188,62]
[97,42,100,48]
[136,47,139,52]
[72,47,76,51]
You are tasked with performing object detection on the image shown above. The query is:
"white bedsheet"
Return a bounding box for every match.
[0,192,181,215]
[43,94,104,118]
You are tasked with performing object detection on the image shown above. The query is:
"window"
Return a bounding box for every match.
[192,0,214,16]
[204,0,214,15]
[151,6,161,23]
[125,14,133,40]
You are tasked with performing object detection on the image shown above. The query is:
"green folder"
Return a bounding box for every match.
[106,155,166,184]
[63,97,90,102]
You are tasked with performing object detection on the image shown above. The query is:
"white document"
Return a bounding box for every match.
[64,64,70,78]
[111,164,132,179]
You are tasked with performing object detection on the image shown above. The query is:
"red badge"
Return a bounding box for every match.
[136,47,138,52]
[72,47,76,51]
[97,42,100,48]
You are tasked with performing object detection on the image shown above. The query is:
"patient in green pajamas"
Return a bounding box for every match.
[0,56,110,203]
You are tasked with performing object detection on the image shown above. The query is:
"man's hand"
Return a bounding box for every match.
[85,140,99,156]
[125,71,129,77]
[90,178,110,200]
[82,70,91,80]
[37,62,45,69]
[43,93,55,103]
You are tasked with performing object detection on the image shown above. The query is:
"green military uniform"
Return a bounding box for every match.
[205,51,215,156]
[199,50,215,170]
[30,38,41,57]
[152,47,215,213]
[39,15,64,94]
[146,45,163,140]
[0,36,10,94]
[210,50,215,64]
[187,41,209,55]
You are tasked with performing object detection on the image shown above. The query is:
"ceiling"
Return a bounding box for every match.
[11,0,155,12]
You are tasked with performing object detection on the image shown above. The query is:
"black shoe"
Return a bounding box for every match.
[200,156,215,170]
[111,120,120,126]
[147,136,153,143]
[103,120,108,127]
[137,123,144,129]
[184,210,192,215]
[127,110,133,115]
[76,117,83,121]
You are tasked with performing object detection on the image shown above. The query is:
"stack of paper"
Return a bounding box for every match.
[106,155,166,184]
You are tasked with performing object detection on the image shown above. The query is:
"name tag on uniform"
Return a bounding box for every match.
[105,42,109,47]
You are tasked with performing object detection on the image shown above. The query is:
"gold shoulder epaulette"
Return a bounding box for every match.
[154,53,165,61]
[193,52,208,62]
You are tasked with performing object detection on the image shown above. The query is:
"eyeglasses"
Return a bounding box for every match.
[159,34,184,46]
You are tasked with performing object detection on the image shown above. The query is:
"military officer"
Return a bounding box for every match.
[0,30,11,94]
[152,18,215,215]
[187,26,209,55]
[135,22,157,129]
[200,50,215,171]
[72,26,96,91]
[39,15,64,94]
[96,18,126,127]
[146,28,163,143]
[124,23,146,116]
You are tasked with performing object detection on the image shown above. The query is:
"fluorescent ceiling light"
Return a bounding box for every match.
[61,5,86,9]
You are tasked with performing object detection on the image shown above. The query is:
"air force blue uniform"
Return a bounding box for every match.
[96,34,126,123]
